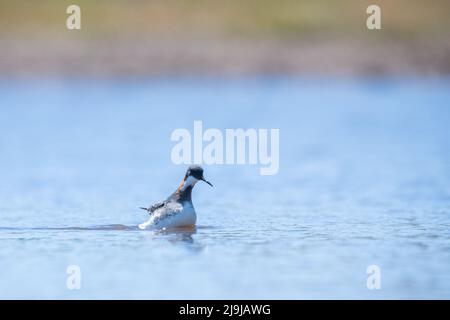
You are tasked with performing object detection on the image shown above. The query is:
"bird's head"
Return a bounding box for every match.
[185,165,213,187]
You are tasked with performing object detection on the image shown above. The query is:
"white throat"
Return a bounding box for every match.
[181,176,198,191]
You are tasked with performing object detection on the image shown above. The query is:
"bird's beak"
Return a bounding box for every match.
[201,177,213,187]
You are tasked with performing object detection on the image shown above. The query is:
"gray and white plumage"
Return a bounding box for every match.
[138,165,213,230]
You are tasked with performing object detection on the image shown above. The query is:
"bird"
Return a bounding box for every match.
[138,165,213,230]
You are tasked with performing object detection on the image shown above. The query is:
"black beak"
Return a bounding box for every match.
[201,177,213,187]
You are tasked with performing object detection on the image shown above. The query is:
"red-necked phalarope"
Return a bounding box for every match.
[138,165,213,230]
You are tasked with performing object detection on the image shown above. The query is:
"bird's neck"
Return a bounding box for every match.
[176,176,198,201]
[178,176,198,192]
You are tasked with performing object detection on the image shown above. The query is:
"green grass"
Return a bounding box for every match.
[1,0,449,39]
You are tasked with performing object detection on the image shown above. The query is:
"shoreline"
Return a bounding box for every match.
[2,36,450,77]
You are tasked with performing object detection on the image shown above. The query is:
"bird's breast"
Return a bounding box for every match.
[143,201,196,229]
[176,201,196,224]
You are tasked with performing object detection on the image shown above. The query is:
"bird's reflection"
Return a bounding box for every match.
[154,226,197,244]
[24,224,203,248]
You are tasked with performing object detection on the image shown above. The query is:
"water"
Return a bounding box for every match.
[0,78,449,299]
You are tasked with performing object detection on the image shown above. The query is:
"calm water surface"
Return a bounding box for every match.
[0,78,449,299]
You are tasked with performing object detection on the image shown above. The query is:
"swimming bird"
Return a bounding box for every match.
[138,165,213,230]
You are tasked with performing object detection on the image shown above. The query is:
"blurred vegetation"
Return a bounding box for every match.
[1,1,449,76]
[0,0,449,39]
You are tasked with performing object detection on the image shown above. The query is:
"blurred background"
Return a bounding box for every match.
[1,1,450,299]
[1,0,449,77]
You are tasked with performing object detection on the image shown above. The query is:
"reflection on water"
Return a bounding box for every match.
[0,78,450,299]
[155,226,198,245]
[0,224,200,243]
[36,224,138,231]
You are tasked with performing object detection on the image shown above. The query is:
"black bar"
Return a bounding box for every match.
[0,300,448,318]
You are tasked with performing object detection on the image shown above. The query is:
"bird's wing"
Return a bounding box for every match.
[140,201,166,215]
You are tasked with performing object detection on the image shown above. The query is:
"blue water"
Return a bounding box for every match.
[0,78,449,299]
